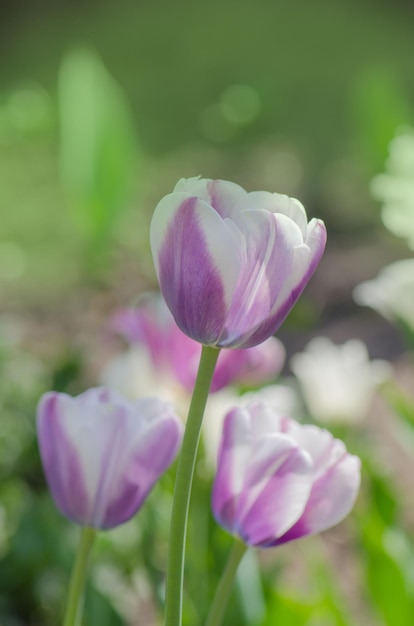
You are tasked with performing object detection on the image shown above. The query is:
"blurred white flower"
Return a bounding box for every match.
[101,346,176,401]
[371,127,414,248]
[353,258,414,332]
[290,337,391,424]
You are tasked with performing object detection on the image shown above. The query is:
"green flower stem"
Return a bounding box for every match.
[206,539,247,626]
[63,526,97,626]
[164,345,220,626]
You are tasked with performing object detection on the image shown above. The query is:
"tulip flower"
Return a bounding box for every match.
[212,401,360,547]
[37,387,183,529]
[150,177,326,349]
[354,259,414,334]
[290,337,391,424]
[108,298,285,396]
[371,126,414,249]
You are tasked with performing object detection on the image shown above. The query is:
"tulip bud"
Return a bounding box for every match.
[212,401,360,547]
[37,387,183,529]
[150,177,326,348]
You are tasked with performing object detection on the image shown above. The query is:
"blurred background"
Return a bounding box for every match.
[2,0,414,624]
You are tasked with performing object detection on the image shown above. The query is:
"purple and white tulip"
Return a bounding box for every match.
[150,178,326,348]
[212,401,360,547]
[110,298,285,393]
[37,387,183,529]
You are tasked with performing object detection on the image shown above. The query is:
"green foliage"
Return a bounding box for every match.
[360,515,414,626]
[261,592,314,626]
[352,66,411,172]
[58,48,138,270]
[84,587,125,626]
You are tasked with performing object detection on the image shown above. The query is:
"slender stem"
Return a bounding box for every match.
[63,526,97,626]
[206,540,247,626]
[164,345,220,626]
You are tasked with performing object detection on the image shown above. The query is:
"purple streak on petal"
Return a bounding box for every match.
[101,415,183,528]
[101,481,143,530]
[37,393,89,524]
[157,196,228,344]
[219,211,298,347]
[103,418,183,528]
[273,452,361,545]
[173,178,246,220]
[89,406,129,528]
[235,220,327,348]
[92,397,182,528]
[212,408,251,532]
[237,446,313,546]
[207,179,247,219]
[127,415,183,480]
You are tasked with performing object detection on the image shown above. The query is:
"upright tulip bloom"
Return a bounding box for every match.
[150,177,326,348]
[37,387,183,529]
[212,401,360,547]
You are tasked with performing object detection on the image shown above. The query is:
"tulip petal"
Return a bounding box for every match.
[174,177,247,220]
[274,452,361,544]
[37,393,90,524]
[102,413,183,528]
[237,444,313,546]
[212,407,252,530]
[244,191,308,237]
[243,218,327,347]
[220,211,301,347]
[150,193,239,344]
[281,420,346,477]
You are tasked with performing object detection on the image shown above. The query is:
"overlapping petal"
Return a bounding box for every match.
[212,401,360,547]
[37,388,183,529]
[150,193,239,344]
[150,177,326,348]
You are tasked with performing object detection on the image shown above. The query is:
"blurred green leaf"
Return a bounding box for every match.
[84,586,124,626]
[383,381,414,426]
[260,591,313,626]
[352,65,411,171]
[359,513,414,626]
[394,315,414,355]
[362,457,399,526]
[59,48,137,264]
[382,380,414,459]
[50,349,83,394]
